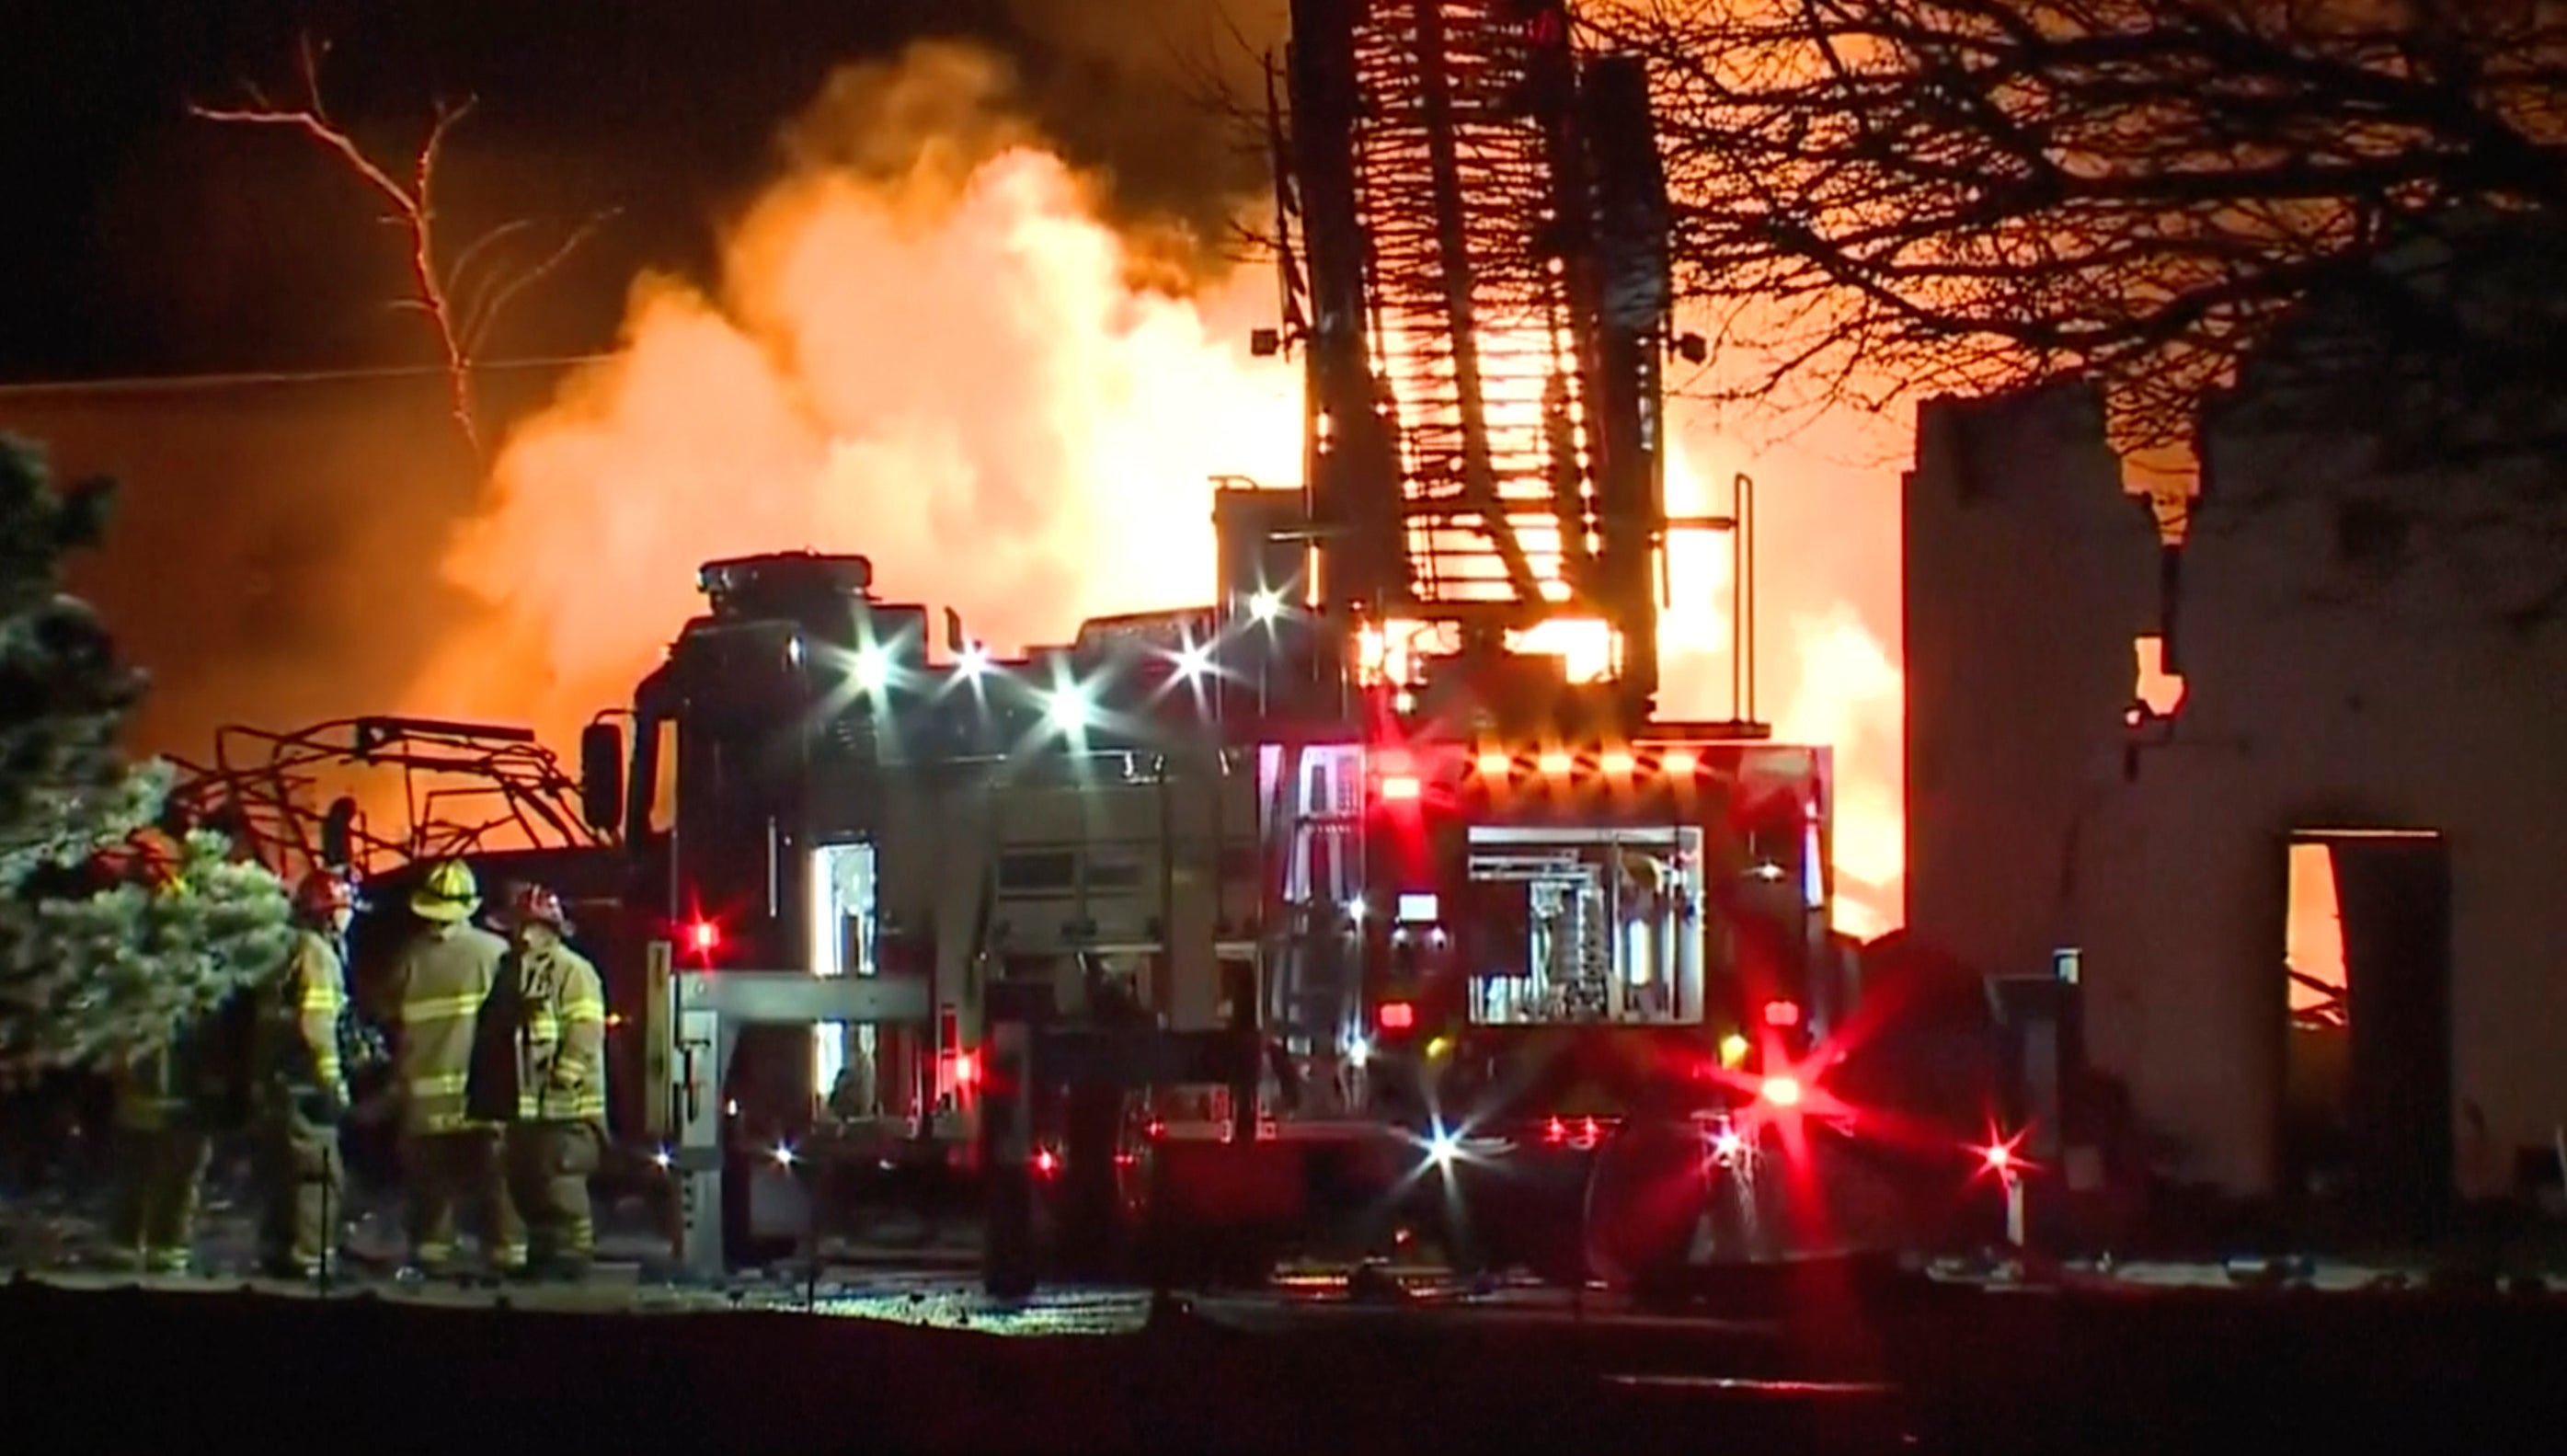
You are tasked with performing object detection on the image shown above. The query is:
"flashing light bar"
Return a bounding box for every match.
[1466,746,1725,781]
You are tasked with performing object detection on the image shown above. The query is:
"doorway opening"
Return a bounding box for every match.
[2280,828,2452,1241]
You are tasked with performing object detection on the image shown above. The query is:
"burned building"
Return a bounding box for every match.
[1905,337,2567,1232]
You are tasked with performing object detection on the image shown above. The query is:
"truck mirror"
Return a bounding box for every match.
[320,796,360,870]
[579,722,625,832]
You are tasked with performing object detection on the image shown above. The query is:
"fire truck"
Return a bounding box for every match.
[564,0,1853,1285]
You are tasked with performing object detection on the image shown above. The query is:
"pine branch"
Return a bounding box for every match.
[0,440,295,1074]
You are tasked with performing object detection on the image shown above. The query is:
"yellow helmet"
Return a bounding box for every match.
[409,858,481,923]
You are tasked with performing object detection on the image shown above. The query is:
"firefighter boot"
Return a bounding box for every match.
[107,1128,211,1275]
[256,1109,343,1278]
[508,1121,600,1281]
[403,1129,519,1276]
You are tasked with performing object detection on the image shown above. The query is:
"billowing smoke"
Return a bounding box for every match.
[997,0,1289,245]
[405,42,1299,748]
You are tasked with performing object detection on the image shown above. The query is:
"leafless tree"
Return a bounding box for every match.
[1592,0,2567,459]
[189,34,615,461]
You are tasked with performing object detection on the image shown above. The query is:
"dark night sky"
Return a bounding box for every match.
[0,1,1280,757]
[0,1,1273,383]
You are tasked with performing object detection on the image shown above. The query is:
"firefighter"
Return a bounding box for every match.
[495,882,608,1278]
[102,999,246,1274]
[384,857,523,1275]
[249,869,356,1278]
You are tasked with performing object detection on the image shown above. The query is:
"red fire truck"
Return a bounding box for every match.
[573,533,1841,1279]
[555,0,1871,1283]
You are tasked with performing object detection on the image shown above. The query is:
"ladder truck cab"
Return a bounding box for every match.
[583,550,1282,1267]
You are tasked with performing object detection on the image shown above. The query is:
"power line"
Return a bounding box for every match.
[0,354,616,398]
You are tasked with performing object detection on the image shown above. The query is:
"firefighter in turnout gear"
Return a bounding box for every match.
[495,883,608,1278]
[384,858,523,1274]
[104,1000,247,1274]
[250,869,357,1278]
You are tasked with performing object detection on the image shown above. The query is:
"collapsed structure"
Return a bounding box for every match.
[1904,354,2567,1238]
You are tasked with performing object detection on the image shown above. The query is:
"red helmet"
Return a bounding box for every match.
[293,870,356,921]
[507,882,569,931]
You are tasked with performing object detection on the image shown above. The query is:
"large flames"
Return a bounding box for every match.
[401,44,1907,936]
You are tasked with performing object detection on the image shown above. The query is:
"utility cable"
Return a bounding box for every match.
[0,354,615,398]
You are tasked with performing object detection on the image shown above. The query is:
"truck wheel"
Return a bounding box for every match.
[1581,1118,1706,1291]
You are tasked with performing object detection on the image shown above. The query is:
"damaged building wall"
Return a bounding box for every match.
[2091,410,2567,1203]
[1901,383,2160,983]
[1906,373,2567,1206]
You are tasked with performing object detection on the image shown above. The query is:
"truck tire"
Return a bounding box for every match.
[1581,1117,1706,1290]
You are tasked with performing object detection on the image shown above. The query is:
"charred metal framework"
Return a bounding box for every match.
[166,716,601,878]
[1273,0,1677,723]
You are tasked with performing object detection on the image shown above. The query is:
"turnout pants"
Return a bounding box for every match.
[504,1120,602,1266]
[255,1106,343,1271]
[108,1127,212,1271]
[401,1127,525,1271]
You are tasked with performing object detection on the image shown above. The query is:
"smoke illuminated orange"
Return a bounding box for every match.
[399,43,1909,936]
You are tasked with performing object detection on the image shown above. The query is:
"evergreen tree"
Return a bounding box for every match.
[0,435,293,1075]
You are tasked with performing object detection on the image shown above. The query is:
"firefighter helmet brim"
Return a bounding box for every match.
[409,888,480,923]
[410,858,482,923]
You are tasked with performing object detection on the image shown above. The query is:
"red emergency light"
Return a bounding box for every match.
[1978,1129,2028,1176]
[1378,774,1422,802]
[1758,1074,1804,1108]
[686,920,720,954]
[1762,998,1802,1027]
[1377,1001,1416,1032]
[954,1050,980,1086]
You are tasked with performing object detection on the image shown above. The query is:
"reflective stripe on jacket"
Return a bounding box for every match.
[511,943,609,1125]
[387,922,509,1135]
[257,928,348,1106]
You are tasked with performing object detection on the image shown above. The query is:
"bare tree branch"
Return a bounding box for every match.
[1595,0,2567,458]
[463,211,616,360]
[187,32,614,463]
